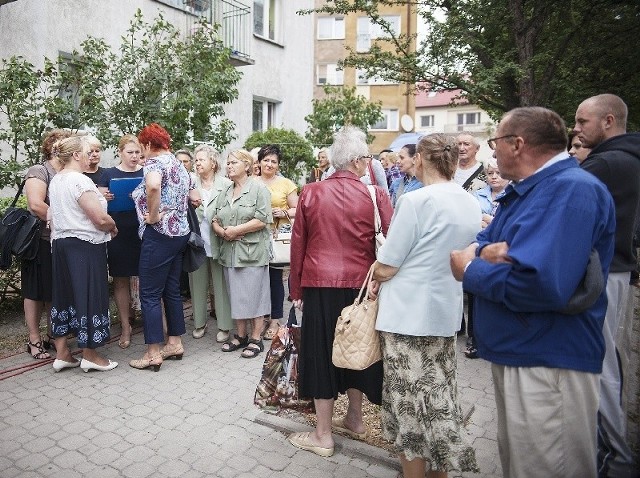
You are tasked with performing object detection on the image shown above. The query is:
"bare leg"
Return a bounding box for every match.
[24,298,44,344]
[312,398,335,449]
[24,298,50,358]
[53,336,73,362]
[113,277,132,343]
[343,388,366,435]
[399,453,428,478]
[250,317,263,342]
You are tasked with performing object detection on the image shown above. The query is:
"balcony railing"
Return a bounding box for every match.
[159,0,254,65]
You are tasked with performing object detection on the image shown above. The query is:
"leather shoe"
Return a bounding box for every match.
[288,432,334,457]
[80,358,118,373]
[192,324,207,339]
[52,358,80,372]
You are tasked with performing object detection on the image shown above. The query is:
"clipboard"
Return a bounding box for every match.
[108,177,142,212]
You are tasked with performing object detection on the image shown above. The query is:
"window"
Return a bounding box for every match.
[371,109,399,131]
[254,0,280,42]
[356,68,396,85]
[253,98,279,131]
[356,15,400,52]
[317,64,344,85]
[420,115,435,127]
[457,112,481,131]
[317,16,345,40]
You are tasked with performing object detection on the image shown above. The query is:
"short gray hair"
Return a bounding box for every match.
[329,126,369,171]
[193,144,223,174]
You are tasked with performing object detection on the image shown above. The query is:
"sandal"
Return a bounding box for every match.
[464,337,478,359]
[241,339,264,359]
[221,334,248,352]
[26,341,50,360]
[42,334,56,351]
[263,327,278,341]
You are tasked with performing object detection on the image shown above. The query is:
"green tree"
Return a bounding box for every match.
[58,9,242,150]
[301,1,640,129]
[244,128,314,184]
[0,57,76,187]
[305,86,383,147]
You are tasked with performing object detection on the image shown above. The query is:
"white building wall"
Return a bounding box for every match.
[415,104,496,165]
[223,1,314,153]
[0,0,314,162]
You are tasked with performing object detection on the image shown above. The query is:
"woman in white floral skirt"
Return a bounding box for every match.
[371,134,481,477]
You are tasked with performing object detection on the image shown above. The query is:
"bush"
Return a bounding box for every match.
[244,128,314,184]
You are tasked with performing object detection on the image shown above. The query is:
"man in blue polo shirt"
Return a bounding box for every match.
[451,106,616,477]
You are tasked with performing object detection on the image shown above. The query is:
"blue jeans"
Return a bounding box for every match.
[139,227,189,344]
[269,266,284,320]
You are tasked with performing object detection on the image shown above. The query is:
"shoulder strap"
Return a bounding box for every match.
[9,180,26,208]
[366,185,382,233]
[367,161,377,186]
[462,164,484,191]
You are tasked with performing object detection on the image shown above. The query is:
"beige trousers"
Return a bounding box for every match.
[492,364,599,478]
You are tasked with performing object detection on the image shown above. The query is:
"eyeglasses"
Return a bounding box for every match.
[487,135,517,150]
[356,154,373,162]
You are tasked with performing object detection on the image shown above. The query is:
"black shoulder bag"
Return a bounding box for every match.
[0,179,42,269]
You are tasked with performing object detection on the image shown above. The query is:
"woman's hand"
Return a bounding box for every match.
[367,279,380,300]
[223,225,244,241]
[144,211,165,225]
[272,207,286,219]
[110,226,119,239]
[292,299,303,311]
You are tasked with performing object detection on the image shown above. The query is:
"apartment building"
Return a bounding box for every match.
[415,88,496,161]
[313,0,417,153]
[0,0,314,158]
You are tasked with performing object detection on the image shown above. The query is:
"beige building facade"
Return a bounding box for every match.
[313,0,417,153]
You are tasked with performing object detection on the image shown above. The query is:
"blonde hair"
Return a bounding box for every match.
[85,135,101,149]
[53,135,91,166]
[417,134,459,180]
[118,134,140,152]
[229,149,254,176]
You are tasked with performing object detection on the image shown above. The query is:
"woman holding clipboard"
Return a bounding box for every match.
[97,134,143,349]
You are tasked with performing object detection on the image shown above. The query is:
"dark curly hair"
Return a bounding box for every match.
[257,144,282,163]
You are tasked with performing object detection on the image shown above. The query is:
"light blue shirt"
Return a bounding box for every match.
[375,182,481,337]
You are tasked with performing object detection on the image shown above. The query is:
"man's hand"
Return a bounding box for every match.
[480,241,512,264]
[481,214,493,229]
[450,243,479,281]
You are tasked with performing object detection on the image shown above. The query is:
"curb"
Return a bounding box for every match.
[254,411,401,471]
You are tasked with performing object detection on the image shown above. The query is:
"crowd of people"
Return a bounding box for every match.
[17,93,639,477]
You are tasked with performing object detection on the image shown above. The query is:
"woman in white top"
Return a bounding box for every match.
[189,144,233,343]
[371,133,481,478]
[48,135,119,373]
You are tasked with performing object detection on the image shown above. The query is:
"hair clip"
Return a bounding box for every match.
[443,145,452,152]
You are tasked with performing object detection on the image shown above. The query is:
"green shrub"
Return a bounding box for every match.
[244,128,314,184]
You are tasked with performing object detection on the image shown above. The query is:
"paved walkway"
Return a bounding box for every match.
[0,301,499,478]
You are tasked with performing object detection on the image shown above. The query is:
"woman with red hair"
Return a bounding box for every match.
[130,123,200,371]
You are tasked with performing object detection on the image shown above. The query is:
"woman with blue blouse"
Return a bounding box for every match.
[388,144,423,207]
[130,123,200,372]
[212,149,272,359]
[371,134,480,477]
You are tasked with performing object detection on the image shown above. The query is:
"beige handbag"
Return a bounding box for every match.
[332,265,382,370]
